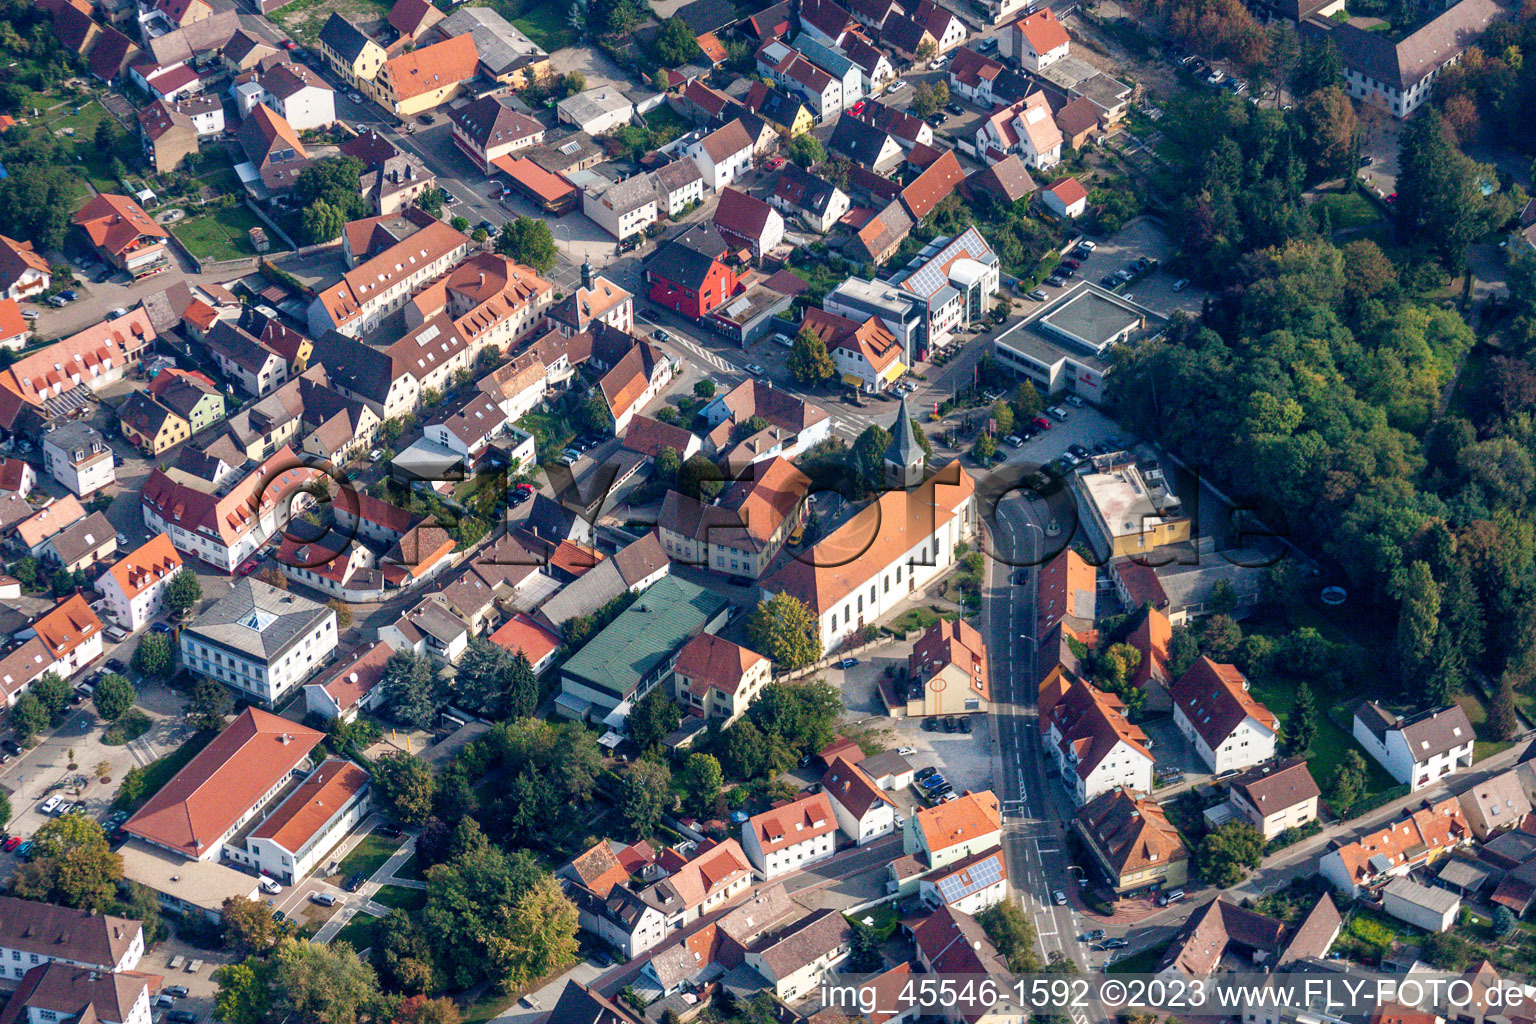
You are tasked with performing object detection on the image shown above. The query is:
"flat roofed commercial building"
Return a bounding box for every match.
[1071,451,1191,560]
[993,282,1163,403]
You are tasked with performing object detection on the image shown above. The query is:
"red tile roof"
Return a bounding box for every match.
[124,708,324,858]
[73,194,168,257]
[248,757,369,854]
[489,613,561,666]
[1170,657,1277,749]
[101,533,181,601]
[385,32,477,101]
[31,595,103,661]
[747,792,836,854]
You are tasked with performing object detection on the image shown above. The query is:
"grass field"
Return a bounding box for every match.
[371,884,427,913]
[171,204,270,262]
[1106,940,1171,974]
[113,731,215,812]
[331,911,382,953]
[1313,189,1383,232]
[272,0,391,43]
[334,833,403,880]
[1246,676,1396,800]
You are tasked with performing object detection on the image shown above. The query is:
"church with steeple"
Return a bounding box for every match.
[884,396,926,489]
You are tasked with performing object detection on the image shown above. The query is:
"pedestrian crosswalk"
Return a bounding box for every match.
[674,337,739,376]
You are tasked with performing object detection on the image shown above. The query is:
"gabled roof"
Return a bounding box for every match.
[547,982,639,1024]
[1171,657,1277,749]
[748,791,837,854]
[674,632,767,701]
[697,118,753,163]
[1013,6,1069,52]
[124,708,323,858]
[249,757,369,855]
[388,0,444,37]
[913,790,1000,856]
[1042,679,1153,779]
[900,149,963,220]
[801,0,855,41]
[384,32,478,100]
[829,115,897,167]
[0,899,141,972]
[821,755,894,818]
[1159,898,1286,977]
[773,163,842,216]
[568,840,631,897]
[853,200,913,263]
[1037,547,1093,634]
[73,194,168,257]
[450,95,544,150]
[599,340,668,420]
[305,640,393,716]
[713,187,780,245]
[0,235,49,291]
[1230,757,1321,815]
[909,618,988,699]
[645,237,728,292]
[318,13,378,64]
[31,594,103,661]
[675,0,737,33]
[236,103,307,168]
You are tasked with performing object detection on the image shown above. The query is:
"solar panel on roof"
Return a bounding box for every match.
[936,853,1002,904]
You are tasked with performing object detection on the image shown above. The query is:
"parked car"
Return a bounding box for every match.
[1158,889,1186,906]
[1045,275,1066,288]
[1032,415,1051,430]
[1061,259,1079,271]
[1064,394,1085,408]
[167,1010,199,1024]
[236,558,260,576]
[259,877,281,894]
[897,746,915,756]
[919,773,947,790]
[1079,930,1105,943]
[1171,278,1190,292]
[958,716,972,733]
[1100,937,1129,949]
[1026,288,1046,301]
[59,290,77,301]
[310,893,339,907]
[344,872,367,892]
[836,658,859,669]
[163,986,190,998]
[765,156,785,170]
[943,716,959,732]
[1047,406,1068,421]
[105,659,125,673]
[2,738,22,755]
[2,836,20,852]
[1053,890,1068,905]
[1004,435,1022,448]
[40,796,62,815]
[744,363,767,376]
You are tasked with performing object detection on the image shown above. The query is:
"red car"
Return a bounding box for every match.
[850,101,866,115]
[281,38,296,49]
[3,836,21,852]
[765,157,785,170]
[1032,415,1051,430]
[515,482,535,494]
[236,558,260,576]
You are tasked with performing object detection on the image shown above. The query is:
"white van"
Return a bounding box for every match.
[259,877,282,895]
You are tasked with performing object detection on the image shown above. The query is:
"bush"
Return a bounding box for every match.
[103,708,152,746]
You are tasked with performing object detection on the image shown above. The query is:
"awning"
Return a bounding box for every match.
[883,360,907,381]
[841,373,865,388]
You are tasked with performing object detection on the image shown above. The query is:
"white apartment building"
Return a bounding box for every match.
[580,173,660,242]
[41,423,114,498]
[1171,657,1278,776]
[307,221,472,337]
[179,579,338,705]
[94,533,182,632]
[240,758,371,883]
[904,791,1002,870]
[0,898,145,979]
[742,792,838,878]
[1353,701,1476,791]
[1042,680,1155,806]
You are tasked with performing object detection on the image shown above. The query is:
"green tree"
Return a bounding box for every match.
[222,896,281,954]
[396,995,464,1024]
[381,649,446,729]
[1331,749,1369,813]
[294,156,368,220]
[618,758,672,837]
[456,635,513,713]
[1013,383,1042,419]
[11,555,37,589]
[991,400,1014,436]
[629,688,682,753]
[1298,87,1357,181]
[582,393,615,434]
[1196,821,1264,886]
[422,844,579,991]
[1285,681,1317,755]
[213,960,275,1024]
[849,424,893,489]
[495,216,558,273]
[693,378,716,399]
[268,938,382,1024]
[848,922,884,972]
[978,900,1042,972]
[30,673,71,721]
[301,199,346,245]
[654,17,701,65]
[679,454,725,500]
[788,133,826,168]
[11,692,47,742]
[787,328,836,384]
[502,652,539,719]
[416,186,445,217]
[681,752,724,816]
[1493,906,1516,937]
[92,673,136,721]
[972,433,997,460]
[164,568,203,617]
[374,751,437,826]
[1396,105,1512,267]
[748,680,841,754]
[1488,675,1519,741]
[132,633,175,678]
[912,81,939,119]
[184,677,233,731]
[10,813,122,910]
[1395,560,1441,696]
[746,592,823,669]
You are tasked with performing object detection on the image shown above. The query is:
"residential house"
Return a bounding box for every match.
[15,496,87,558]
[914,847,1008,915]
[839,34,895,94]
[645,237,740,318]
[374,33,479,117]
[0,235,50,301]
[822,755,897,844]
[235,103,310,194]
[388,0,444,41]
[600,340,672,434]
[743,909,852,1002]
[899,149,965,222]
[0,898,144,980]
[1055,94,1100,148]
[558,87,634,134]
[449,95,545,173]
[1125,605,1172,710]
[478,352,548,421]
[851,202,914,266]
[95,533,182,632]
[801,0,856,45]
[0,301,29,353]
[549,268,635,337]
[1319,797,1471,897]
[651,157,706,217]
[424,391,507,458]
[148,367,226,434]
[0,961,154,1024]
[1075,787,1189,895]
[489,614,562,676]
[307,220,472,337]
[23,594,105,680]
[1012,7,1070,72]
[906,618,989,716]
[0,457,35,497]
[700,380,832,471]
[688,119,755,191]
[762,460,977,650]
[42,511,118,574]
[582,173,661,242]
[746,81,816,137]
[1039,677,1154,805]
[670,632,770,730]
[1225,757,1322,841]
[949,47,1007,104]
[824,277,926,357]
[138,99,200,173]
[858,100,933,151]
[545,982,639,1024]
[743,792,839,878]
[41,422,114,497]
[771,164,850,233]
[904,790,1002,869]
[72,194,170,279]
[657,456,809,578]
[179,579,338,705]
[1157,898,1288,977]
[436,5,551,88]
[1457,765,1536,839]
[1171,656,1278,775]
[828,115,903,173]
[713,188,785,260]
[819,308,904,393]
[1042,176,1089,218]
[237,63,335,130]
[1353,701,1476,792]
[206,321,288,397]
[975,91,1062,169]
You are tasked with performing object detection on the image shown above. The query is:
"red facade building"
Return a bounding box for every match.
[644,235,740,319]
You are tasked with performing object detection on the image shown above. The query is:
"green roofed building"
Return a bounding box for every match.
[556,575,732,726]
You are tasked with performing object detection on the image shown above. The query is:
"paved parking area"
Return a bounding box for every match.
[1025,218,1204,317]
[138,935,235,1023]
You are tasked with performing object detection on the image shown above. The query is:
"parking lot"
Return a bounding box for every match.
[1025,218,1203,316]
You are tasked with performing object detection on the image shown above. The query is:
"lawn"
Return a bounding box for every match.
[460,988,514,1024]
[272,0,391,43]
[171,204,271,262]
[1105,940,1171,974]
[886,607,941,634]
[1312,189,1382,232]
[113,730,216,812]
[395,853,423,881]
[1334,906,1409,965]
[371,884,427,913]
[332,911,382,954]
[334,833,404,880]
[1246,676,1397,804]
